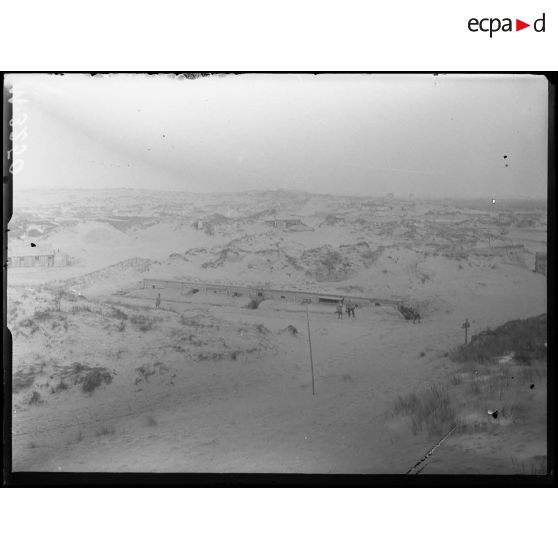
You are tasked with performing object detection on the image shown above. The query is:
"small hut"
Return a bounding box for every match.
[535,252,547,276]
[8,244,68,268]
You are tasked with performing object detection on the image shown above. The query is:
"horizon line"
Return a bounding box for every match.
[13,186,548,200]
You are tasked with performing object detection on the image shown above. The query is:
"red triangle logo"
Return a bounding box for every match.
[516,19,530,31]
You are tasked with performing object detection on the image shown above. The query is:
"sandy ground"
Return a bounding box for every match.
[11,276,546,473]
[9,191,547,474]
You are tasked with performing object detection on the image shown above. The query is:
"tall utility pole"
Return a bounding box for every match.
[306,304,315,396]
[462,319,470,345]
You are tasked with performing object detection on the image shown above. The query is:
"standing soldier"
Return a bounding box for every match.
[346,299,356,318]
[155,292,161,309]
[336,300,343,319]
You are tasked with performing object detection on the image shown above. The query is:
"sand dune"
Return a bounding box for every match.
[8,189,547,473]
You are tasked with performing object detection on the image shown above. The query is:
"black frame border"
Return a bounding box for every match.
[2,71,556,487]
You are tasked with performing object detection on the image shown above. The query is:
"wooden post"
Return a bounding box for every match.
[306,304,315,396]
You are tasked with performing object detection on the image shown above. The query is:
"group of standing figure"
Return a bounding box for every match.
[336,298,357,319]
[397,303,421,324]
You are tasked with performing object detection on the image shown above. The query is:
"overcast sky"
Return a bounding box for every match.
[7,73,548,198]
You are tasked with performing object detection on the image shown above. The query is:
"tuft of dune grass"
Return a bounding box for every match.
[391,384,457,437]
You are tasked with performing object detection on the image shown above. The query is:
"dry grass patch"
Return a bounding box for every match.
[96,424,116,436]
[130,314,160,332]
[56,363,113,395]
[510,455,547,475]
[27,390,44,405]
[391,384,458,437]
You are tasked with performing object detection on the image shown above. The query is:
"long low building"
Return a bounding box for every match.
[8,245,69,268]
[142,278,399,307]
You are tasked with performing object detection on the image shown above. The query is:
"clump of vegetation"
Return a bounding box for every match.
[304,248,353,282]
[96,424,116,436]
[255,323,270,334]
[136,364,156,383]
[144,416,157,427]
[130,314,158,332]
[179,314,192,326]
[511,455,547,475]
[245,298,262,309]
[135,362,169,385]
[450,314,546,364]
[20,310,50,326]
[418,271,431,284]
[449,374,463,386]
[19,309,69,335]
[53,288,64,311]
[13,360,50,393]
[28,390,43,405]
[178,314,218,330]
[54,379,69,392]
[110,307,129,321]
[13,371,37,393]
[182,333,203,346]
[73,366,113,394]
[48,287,84,312]
[203,222,215,236]
[70,305,91,314]
[391,384,457,437]
[197,351,226,361]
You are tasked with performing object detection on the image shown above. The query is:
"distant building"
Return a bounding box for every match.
[264,218,303,229]
[472,244,525,257]
[497,213,513,225]
[8,245,69,268]
[321,214,345,226]
[535,252,547,276]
